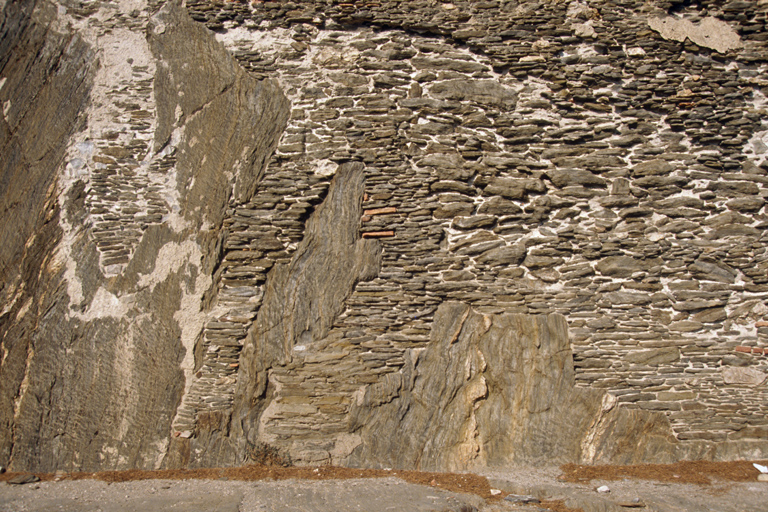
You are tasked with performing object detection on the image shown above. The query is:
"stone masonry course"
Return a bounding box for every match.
[182,0,768,459]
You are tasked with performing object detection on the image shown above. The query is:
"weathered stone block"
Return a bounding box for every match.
[434,203,474,219]
[722,367,767,387]
[478,197,523,216]
[648,16,742,54]
[632,159,674,176]
[428,79,516,107]
[669,321,703,332]
[476,245,526,266]
[625,348,681,365]
[596,256,660,278]
[547,169,606,188]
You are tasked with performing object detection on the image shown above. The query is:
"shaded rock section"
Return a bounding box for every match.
[0,0,96,471]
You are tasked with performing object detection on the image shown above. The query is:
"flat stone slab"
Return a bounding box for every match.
[0,477,483,512]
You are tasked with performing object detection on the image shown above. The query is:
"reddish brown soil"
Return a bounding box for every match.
[560,460,768,485]
[534,499,578,512]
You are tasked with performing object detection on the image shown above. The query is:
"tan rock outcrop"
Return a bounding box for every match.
[347,303,680,470]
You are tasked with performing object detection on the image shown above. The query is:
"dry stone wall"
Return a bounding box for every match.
[3,0,768,472]
[178,0,768,463]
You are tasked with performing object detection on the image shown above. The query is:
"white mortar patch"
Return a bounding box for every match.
[138,240,199,290]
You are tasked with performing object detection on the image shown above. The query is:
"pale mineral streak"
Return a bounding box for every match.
[648,16,743,54]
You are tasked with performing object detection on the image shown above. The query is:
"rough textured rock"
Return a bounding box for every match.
[4,0,768,473]
[347,303,680,470]
[232,162,381,462]
[0,0,288,472]
[722,367,767,387]
[192,0,768,461]
[649,16,743,54]
[0,0,96,467]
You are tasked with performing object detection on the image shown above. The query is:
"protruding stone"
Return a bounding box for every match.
[596,256,659,278]
[476,245,526,266]
[625,348,680,365]
[428,80,517,108]
[722,367,767,387]
[648,16,742,54]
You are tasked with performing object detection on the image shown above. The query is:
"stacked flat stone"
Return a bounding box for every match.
[65,6,173,276]
[172,0,768,461]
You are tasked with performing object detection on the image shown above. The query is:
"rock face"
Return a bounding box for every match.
[0,0,288,471]
[349,302,685,470]
[0,0,97,469]
[3,0,768,472]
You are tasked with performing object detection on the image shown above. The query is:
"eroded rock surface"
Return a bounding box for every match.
[649,16,743,54]
[349,303,679,470]
[0,0,288,471]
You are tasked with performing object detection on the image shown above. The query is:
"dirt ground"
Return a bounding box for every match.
[0,465,494,498]
[559,460,768,486]
[1,460,767,512]
[3,459,765,491]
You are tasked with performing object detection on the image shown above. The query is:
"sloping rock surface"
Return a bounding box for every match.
[0,0,288,472]
[349,303,677,470]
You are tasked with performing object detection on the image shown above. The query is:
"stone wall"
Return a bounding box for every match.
[2,0,768,472]
[179,0,768,463]
[0,0,289,472]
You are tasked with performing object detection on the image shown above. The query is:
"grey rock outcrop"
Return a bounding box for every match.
[0,0,288,471]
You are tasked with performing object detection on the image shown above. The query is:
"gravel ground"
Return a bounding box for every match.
[0,477,483,512]
[480,465,768,512]
[0,463,766,512]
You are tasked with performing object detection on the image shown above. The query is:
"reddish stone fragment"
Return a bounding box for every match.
[364,207,397,216]
[362,231,395,238]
